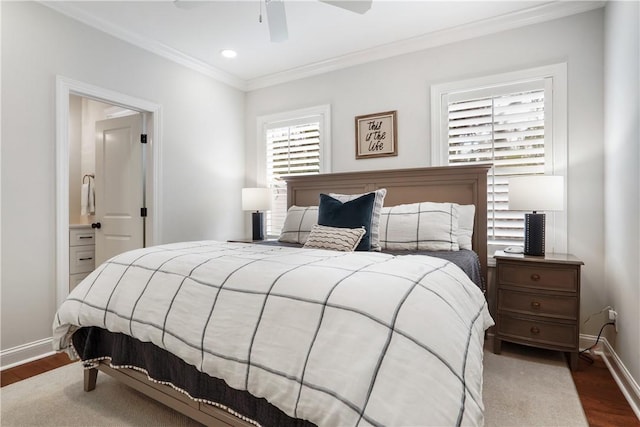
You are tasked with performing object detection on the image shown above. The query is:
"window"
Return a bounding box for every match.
[448,80,547,246]
[257,105,331,236]
[431,65,567,253]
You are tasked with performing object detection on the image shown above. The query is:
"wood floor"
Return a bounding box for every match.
[572,352,640,427]
[1,352,74,387]
[2,351,639,425]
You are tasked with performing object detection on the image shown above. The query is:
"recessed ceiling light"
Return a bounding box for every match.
[220,49,237,59]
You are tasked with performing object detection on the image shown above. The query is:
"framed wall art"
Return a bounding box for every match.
[355,110,397,159]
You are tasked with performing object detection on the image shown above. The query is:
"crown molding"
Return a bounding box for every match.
[245,1,605,91]
[40,2,247,91]
[41,1,604,93]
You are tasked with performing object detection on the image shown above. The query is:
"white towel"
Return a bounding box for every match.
[81,181,95,215]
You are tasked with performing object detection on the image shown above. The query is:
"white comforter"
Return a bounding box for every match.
[53,241,493,427]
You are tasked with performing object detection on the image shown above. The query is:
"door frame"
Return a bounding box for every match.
[55,76,163,308]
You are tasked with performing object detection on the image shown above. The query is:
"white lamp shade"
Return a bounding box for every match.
[508,176,564,212]
[242,188,271,211]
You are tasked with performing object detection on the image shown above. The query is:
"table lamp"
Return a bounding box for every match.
[508,175,563,256]
[242,188,271,241]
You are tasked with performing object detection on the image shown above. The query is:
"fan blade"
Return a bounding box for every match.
[320,0,372,14]
[266,0,288,43]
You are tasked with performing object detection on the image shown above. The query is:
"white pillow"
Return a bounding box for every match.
[303,224,366,252]
[457,204,475,250]
[328,188,387,251]
[379,202,460,251]
[278,206,319,244]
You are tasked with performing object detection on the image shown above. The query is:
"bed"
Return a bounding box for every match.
[53,164,493,427]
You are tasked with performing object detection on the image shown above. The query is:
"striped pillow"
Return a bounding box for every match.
[329,188,386,251]
[278,206,319,244]
[303,224,366,252]
[379,202,460,251]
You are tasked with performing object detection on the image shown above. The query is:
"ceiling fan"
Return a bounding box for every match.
[264,0,373,43]
[174,0,373,43]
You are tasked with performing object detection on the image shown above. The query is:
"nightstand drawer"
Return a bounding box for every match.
[498,289,578,320]
[499,264,577,292]
[497,314,577,349]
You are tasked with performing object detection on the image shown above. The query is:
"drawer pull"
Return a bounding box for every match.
[78,236,93,239]
[530,273,541,281]
[79,257,93,261]
[531,301,541,309]
[530,326,540,335]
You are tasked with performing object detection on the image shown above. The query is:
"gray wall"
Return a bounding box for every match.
[604,0,640,385]
[1,2,246,352]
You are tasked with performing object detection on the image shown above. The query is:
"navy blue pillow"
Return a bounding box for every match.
[318,192,375,251]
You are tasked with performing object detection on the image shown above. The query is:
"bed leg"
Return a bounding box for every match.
[84,367,98,392]
[493,336,502,354]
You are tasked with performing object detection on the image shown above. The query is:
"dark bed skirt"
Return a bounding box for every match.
[72,327,316,427]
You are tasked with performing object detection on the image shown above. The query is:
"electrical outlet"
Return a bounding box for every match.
[608,309,618,332]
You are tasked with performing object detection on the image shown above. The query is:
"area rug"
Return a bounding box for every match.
[483,340,588,426]
[1,341,588,426]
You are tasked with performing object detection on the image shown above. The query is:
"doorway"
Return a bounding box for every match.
[70,101,146,266]
[56,76,162,307]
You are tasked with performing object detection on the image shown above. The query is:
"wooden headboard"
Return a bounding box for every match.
[283,164,491,285]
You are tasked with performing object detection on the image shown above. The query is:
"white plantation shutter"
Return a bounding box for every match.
[446,79,549,246]
[265,118,322,235]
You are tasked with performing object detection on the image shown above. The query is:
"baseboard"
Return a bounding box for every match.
[579,333,598,352]
[579,333,640,420]
[599,338,640,420]
[0,337,55,370]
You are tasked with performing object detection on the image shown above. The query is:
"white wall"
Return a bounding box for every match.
[604,0,640,384]
[246,10,607,333]
[1,2,245,354]
[80,98,109,187]
[68,96,110,225]
[69,95,82,224]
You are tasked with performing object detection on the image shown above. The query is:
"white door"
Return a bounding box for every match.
[94,114,145,265]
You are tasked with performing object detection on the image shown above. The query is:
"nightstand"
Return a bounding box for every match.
[493,251,583,371]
